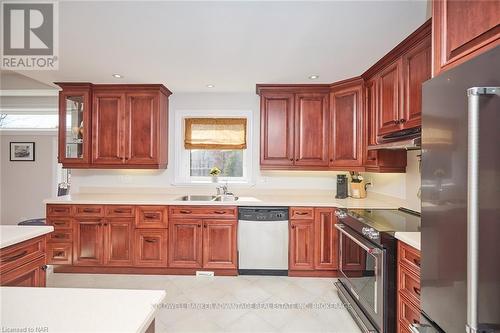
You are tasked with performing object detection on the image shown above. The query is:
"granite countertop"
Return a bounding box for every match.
[0,225,54,249]
[395,232,421,250]
[44,191,409,209]
[0,287,166,333]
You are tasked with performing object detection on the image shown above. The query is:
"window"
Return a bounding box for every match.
[174,110,253,184]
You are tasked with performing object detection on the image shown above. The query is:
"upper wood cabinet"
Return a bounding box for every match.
[432,0,500,76]
[259,92,295,167]
[56,83,171,169]
[56,83,92,168]
[329,79,364,170]
[362,19,431,143]
[257,85,360,171]
[294,93,329,167]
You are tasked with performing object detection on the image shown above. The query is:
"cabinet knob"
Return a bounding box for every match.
[329,159,333,162]
[204,224,207,228]
[399,118,406,123]
[393,120,400,124]
[289,158,293,161]
[291,225,296,229]
[197,224,201,228]
[295,158,299,161]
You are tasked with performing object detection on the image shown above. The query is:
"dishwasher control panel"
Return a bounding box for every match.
[238,207,289,221]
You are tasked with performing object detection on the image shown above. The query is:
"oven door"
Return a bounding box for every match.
[335,223,385,332]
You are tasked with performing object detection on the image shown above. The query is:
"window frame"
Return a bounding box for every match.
[173,109,253,185]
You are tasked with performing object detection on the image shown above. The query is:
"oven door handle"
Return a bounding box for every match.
[335,223,382,254]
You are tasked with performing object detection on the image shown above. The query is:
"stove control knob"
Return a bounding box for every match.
[362,227,371,236]
[335,210,347,219]
[367,230,380,240]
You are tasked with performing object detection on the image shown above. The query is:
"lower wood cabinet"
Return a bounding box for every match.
[289,207,339,275]
[0,236,47,287]
[397,241,421,333]
[73,218,133,266]
[134,229,168,267]
[169,218,237,270]
[168,219,203,268]
[289,219,315,270]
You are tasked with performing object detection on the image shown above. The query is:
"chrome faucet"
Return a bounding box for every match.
[216,184,228,196]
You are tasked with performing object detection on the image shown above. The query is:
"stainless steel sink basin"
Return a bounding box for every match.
[177,195,218,201]
[176,195,239,202]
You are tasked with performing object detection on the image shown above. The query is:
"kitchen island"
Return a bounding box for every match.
[0,287,166,333]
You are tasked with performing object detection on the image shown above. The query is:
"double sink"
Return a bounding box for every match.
[176,195,239,202]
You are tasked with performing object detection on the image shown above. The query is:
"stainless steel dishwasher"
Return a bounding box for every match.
[237,207,289,275]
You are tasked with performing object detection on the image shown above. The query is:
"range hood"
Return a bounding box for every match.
[368,127,421,150]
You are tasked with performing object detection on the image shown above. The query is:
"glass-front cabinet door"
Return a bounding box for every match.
[58,85,91,166]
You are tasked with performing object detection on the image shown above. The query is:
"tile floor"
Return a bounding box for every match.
[47,273,361,333]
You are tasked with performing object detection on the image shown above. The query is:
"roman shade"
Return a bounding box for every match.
[184,118,247,149]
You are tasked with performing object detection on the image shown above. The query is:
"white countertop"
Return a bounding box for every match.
[44,191,408,209]
[395,232,421,251]
[0,287,166,333]
[0,226,54,249]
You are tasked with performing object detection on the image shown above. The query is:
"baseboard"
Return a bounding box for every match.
[53,265,238,276]
[288,270,338,277]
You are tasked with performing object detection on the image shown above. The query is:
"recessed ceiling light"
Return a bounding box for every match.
[309,75,319,80]
[112,74,123,78]
[206,84,215,88]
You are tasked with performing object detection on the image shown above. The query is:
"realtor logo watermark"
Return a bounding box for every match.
[1,1,58,70]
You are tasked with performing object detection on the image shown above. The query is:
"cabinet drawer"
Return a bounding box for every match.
[46,204,72,216]
[0,255,46,287]
[48,229,73,243]
[47,217,72,229]
[169,206,237,219]
[74,205,104,217]
[105,205,135,218]
[398,294,420,331]
[0,236,45,274]
[136,206,168,228]
[399,241,421,272]
[290,207,314,220]
[47,243,72,265]
[399,265,421,306]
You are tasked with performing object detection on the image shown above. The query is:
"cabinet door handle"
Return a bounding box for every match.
[113,209,127,214]
[413,286,421,296]
[53,221,66,226]
[144,213,159,219]
[179,210,192,214]
[55,251,65,257]
[295,158,299,161]
[329,159,333,162]
[1,250,28,263]
[53,208,67,213]
[82,208,96,213]
[41,265,48,271]
[53,234,65,239]
[295,211,308,215]
[204,224,207,228]
[213,211,226,215]
[413,258,421,267]
[145,238,157,243]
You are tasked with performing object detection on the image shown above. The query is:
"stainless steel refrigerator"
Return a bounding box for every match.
[419,46,500,333]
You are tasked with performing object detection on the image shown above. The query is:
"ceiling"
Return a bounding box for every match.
[16,1,429,93]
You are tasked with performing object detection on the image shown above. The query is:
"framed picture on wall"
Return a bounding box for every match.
[10,142,35,161]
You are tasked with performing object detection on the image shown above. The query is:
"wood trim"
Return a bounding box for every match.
[362,19,432,80]
[256,84,331,95]
[53,265,238,276]
[288,270,338,277]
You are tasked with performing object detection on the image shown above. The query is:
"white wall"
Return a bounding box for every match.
[0,131,58,224]
[71,92,421,210]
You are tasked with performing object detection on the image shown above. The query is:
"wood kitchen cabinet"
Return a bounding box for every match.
[259,92,295,167]
[314,208,338,270]
[397,241,422,333]
[329,79,364,170]
[289,219,315,271]
[289,207,339,275]
[362,20,431,142]
[134,229,168,267]
[0,236,47,287]
[202,219,237,269]
[432,0,500,76]
[168,219,203,268]
[294,92,330,167]
[168,206,238,270]
[56,83,171,169]
[104,219,134,266]
[73,219,104,266]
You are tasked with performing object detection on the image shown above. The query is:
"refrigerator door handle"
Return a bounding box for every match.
[465,87,500,333]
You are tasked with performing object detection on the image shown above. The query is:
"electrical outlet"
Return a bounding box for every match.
[196,271,214,277]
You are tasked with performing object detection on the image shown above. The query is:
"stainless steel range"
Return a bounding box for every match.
[334,208,421,333]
